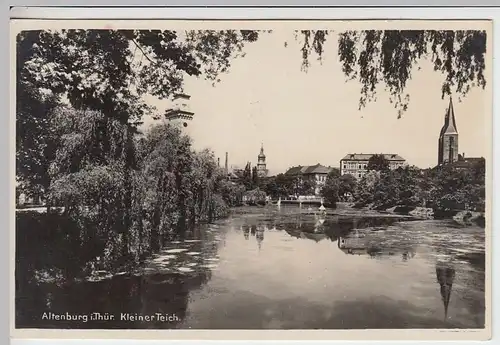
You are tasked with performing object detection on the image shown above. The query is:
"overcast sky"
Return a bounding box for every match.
[141,30,489,175]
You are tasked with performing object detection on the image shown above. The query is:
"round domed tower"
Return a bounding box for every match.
[257,143,267,178]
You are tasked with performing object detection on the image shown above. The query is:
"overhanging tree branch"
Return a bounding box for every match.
[131,38,158,66]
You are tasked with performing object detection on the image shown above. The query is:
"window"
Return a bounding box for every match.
[358,173,361,178]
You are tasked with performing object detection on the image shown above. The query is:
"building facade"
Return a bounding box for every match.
[339,153,406,179]
[438,97,459,165]
[165,94,194,130]
[285,164,333,195]
[453,155,485,170]
[256,144,268,178]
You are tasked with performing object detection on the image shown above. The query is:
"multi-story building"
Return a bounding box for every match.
[285,163,333,195]
[339,153,406,179]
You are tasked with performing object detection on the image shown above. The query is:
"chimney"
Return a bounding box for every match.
[218,157,220,167]
[225,152,228,174]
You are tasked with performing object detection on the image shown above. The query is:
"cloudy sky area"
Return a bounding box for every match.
[142,30,489,175]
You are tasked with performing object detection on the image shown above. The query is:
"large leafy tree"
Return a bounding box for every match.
[295,30,487,117]
[17,29,261,257]
[268,173,295,198]
[18,29,259,121]
[298,178,316,196]
[353,170,380,207]
[321,173,340,206]
[16,29,260,190]
[338,173,357,198]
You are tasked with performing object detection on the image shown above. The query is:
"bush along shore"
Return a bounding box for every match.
[346,162,486,228]
[16,118,243,287]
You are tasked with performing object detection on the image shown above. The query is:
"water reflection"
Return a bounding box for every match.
[277,214,405,244]
[256,226,264,250]
[240,224,266,250]
[17,225,221,329]
[337,233,417,261]
[436,261,455,320]
[18,269,212,329]
[338,233,367,255]
[242,225,250,240]
[281,214,330,243]
[17,207,485,330]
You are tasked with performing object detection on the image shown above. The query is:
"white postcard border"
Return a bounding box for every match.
[7,6,498,343]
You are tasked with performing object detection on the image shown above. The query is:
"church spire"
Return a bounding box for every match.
[438,96,459,165]
[444,96,458,134]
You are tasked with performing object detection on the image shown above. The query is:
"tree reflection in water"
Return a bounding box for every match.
[256,225,265,250]
[241,224,250,240]
[17,268,212,329]
[16,229,220,329]
[17,209,485,330]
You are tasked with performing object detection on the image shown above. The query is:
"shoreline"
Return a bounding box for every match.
[229,204,485,227]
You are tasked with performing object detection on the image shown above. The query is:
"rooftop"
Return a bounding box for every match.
[172,93,191,100]
[340,153,406,161]
[285,164,333,175]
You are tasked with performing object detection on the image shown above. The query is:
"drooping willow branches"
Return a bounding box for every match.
[296,30,487,118]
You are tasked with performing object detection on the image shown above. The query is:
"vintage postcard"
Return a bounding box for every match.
[11,18,492,341]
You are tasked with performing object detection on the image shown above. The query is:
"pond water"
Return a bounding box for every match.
[16,206,485,329]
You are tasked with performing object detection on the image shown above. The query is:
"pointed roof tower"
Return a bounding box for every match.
[443,96,458,135]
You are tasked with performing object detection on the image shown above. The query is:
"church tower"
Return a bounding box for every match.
[438,97,459,165]
[165,94,194,131]
[257,143,268,178]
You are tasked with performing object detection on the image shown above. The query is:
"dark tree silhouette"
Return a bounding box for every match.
[367,154,390,171]
[252,166,259,187]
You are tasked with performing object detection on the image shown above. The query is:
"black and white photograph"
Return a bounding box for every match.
[12,19,491,340]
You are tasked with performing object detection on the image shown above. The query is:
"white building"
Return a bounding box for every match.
[339,153,406,179]
[284,164,333,195]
